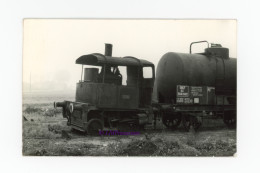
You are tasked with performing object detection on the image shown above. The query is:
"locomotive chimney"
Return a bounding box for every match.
[105,43,113,56]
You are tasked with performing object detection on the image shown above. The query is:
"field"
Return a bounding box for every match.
[22,92,236,156]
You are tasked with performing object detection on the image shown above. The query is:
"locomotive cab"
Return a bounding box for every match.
[75,44,155,109]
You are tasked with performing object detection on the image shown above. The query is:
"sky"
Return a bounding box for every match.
[23,19,236,92]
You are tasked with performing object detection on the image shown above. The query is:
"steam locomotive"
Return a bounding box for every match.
[54,41,236,135]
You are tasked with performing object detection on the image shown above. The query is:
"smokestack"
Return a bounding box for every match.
[105,43,113,56]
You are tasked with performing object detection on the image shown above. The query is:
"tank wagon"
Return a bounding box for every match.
[154,41,236,130]
[55,41,236,134]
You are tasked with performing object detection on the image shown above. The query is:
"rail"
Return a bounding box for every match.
[189,40,209,54]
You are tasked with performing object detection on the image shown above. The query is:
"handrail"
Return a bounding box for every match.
[189,40,209,54]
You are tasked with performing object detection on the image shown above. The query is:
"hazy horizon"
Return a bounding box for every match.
[23,19,237,92]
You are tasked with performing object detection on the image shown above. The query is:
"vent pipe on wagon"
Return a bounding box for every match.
[105,43,113,56]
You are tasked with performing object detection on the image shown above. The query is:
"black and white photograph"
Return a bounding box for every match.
[22,19,237,156]
[2,0,260,173]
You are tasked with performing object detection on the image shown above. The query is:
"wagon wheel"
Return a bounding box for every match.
[86,119,103,136]
[223,111,236,128]
[182,114,201,132]
[162,113,182,129]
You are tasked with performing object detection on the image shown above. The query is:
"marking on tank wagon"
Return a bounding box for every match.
[177,85,189,97]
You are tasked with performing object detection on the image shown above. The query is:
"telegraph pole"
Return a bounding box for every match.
[30,72,31,93]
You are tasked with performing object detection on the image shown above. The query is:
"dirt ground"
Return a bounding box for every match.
[22,92,236,156]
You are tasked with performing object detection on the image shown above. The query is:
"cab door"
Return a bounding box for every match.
[140,66,155,107]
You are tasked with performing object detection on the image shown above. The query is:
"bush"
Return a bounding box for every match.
[23,123,60,139]
[23,104,63,118]
[24,106,43,114]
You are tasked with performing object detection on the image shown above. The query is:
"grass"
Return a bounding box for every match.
[94,132,236,157]
[22,103,70,148]
[23,121,64,139]
[22,93,236,156]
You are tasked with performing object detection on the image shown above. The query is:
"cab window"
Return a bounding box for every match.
[143,66,153,79]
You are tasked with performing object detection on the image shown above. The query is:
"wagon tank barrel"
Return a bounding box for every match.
[155,43,236,103]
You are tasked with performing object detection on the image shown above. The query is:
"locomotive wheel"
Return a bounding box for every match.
[162,113,181,129]
[86,119,103,136]
[182,114,201,132]
[223,111,236,128]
